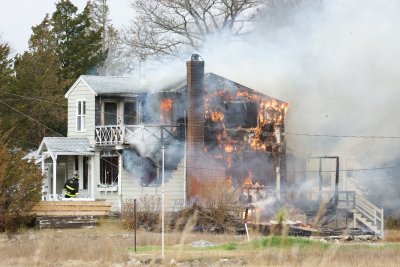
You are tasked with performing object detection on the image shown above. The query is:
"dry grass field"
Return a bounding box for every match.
[1,219,400,267]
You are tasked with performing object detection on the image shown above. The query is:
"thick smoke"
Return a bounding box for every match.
[200,1,400,162]
[140,1,400,163]
[198,0,400,211]
[122,1,400,211]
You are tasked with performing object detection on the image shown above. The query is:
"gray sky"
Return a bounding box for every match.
[0,0,132,55]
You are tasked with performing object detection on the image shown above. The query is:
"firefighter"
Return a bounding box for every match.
[64,171,79,198]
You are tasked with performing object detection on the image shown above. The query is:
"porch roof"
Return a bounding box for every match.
[37,137,95,157]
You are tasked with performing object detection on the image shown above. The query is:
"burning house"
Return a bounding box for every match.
[35,55,288,212]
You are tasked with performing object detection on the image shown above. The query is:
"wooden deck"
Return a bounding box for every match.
[31,201,112,216]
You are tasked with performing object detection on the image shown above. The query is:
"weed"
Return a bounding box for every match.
[221,242,238,250]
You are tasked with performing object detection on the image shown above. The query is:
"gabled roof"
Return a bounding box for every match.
[161,72,288,104]
[65,75,146,98]
[37,137,94,157]
[64,73,287,104]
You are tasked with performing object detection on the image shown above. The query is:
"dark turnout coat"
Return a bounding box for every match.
[64,177,79,198]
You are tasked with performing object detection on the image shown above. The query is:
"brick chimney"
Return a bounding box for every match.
[186,54,205,198]
[186,54,205,147]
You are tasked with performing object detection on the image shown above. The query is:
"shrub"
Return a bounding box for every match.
[173,181,242,233]
[0,140,43,232]
[121,195,161,230]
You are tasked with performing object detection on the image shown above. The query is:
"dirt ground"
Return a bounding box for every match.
[1,220,400,267]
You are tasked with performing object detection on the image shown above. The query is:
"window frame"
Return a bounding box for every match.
[76,99,86,132]
[102,99,119,126]
[124,99,139,125]
[99,155,119,186]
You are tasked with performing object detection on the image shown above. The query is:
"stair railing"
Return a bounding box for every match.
[355,192,384,237]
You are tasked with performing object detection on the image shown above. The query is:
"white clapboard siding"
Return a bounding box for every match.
[67,80,96,145]
[119,159,185,212]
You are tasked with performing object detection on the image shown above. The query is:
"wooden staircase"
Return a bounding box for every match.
[339,178,384,238]
[31,201,112,229]
[353,193,384,238]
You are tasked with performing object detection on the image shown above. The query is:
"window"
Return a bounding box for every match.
[104,101,118,125]
[160,98,174,125]
[100,156,119,185]
[124,101,138,125]
[225,102,258,128]
[76,100,86,131]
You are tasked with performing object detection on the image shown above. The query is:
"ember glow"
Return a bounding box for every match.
[160,98,174,124]
[211,111,224,122]
[161,98,174,111]
[203,74,288,202]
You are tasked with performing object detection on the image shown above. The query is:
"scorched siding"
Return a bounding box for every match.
[120,158,185,211]
[67,80,96,145]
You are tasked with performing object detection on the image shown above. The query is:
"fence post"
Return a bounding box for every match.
[381,208,384,238]
[134,198,137,252]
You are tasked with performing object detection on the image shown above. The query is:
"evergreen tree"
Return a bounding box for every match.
[0,42,14,86]
[4,0,107,148]
[0,133,43,232]
[52,0,104,83]
[0,41,18,146]
[12,16,67,148]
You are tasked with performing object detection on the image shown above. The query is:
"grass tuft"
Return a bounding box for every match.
[221,242,238,250]
[253,236,330,249]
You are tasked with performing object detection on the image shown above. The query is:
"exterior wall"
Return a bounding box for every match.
[93,153,185,212]
[67,80,96,145]
[120,159,186,212]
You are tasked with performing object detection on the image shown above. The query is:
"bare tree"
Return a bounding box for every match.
[122,0,264,58]
[89,0,134,75]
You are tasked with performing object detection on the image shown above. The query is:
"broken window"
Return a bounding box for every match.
[100,156,119,186]
[124,100,138,125]
[104,101,118,125]
[160,98,174,125]
[224,102,258,128]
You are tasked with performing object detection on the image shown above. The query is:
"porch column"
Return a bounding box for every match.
[78,155,83,190]
[276,166,281,201]
[41,156,45,200]
[118,153,122,211]
[52,155,57,201]
[90,155,95,198]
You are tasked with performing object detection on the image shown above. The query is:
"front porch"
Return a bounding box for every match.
[36,137,96,201]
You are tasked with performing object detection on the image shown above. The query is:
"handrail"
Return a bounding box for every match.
[96,124,182,146]
[354,192,384,237]
[339,188,384,237]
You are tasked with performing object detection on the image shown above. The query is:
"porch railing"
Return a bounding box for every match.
[95,125,182,146]
[95,125,124,145]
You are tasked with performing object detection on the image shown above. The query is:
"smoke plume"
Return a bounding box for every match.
[120,0,400,211]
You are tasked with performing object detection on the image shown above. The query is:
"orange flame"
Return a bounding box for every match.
[243,171,254,186]
[161,98,174,111]
[211,111,224,122]
[224,143,234,153]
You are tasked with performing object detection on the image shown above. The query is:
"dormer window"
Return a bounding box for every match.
[76,100,86,131]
